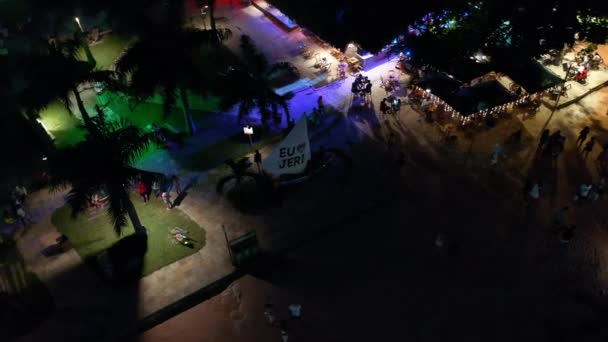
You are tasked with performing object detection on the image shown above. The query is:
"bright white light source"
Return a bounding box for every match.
[243,126,254,135]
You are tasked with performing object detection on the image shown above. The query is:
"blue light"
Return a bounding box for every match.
[392,38,398,44]
[406,51,411,56]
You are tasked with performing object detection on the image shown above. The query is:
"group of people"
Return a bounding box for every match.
[379,96,402,117]
[575,126,600,160]
[526,126,607,206]
[90,175,182,210]
[351,73,372,100]
[538,129,567,163]
[572,64,590,83]
[576,49,603,70]
[135,174,182,209]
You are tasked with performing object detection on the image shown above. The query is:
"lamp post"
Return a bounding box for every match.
[74,17,83,32]
[542,63,574,130]
[200,5,209,30]
[36,118,55,140]
[243,125,254,147]
[74,17,96,66]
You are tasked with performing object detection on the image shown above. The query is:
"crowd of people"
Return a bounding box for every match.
[379,96,402,117]
[570,49,603,83]
[89,174,183,211]
[523,125,607,243]
[351,74,373,101]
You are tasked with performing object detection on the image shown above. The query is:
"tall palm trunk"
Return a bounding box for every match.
[126,199,147,235]
[23,110,55,153]
[208,0,218,42]
[72,87,95,130]
[179,87,197,135]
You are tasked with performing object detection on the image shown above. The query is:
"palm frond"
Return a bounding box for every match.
[105,183,130,235]
[65,184,96,218]
[162,86,178,119]
[238,98,255,122]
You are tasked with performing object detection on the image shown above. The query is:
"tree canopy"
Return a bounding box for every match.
[269,0,607,54]
[401,0,608,71]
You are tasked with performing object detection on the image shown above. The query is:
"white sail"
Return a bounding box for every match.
[262,117,311,176]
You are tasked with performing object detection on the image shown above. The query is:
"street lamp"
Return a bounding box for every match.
[200,5,209,30]
[36,118,55,140]
[243,125,254,147]
[74,17,83,32]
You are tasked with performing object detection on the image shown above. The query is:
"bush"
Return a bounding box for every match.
[585,43,598,53]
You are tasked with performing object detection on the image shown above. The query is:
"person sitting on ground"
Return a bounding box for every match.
[575,67,589,81]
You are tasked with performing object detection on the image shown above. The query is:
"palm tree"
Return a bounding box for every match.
[216,157,261,194]
[49,117,153,236]
[25,38,115,131]
[115,1,231,136]
[219,36,292,126]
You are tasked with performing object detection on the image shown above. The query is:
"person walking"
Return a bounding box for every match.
[14,184,27,203]
[577,126,591,146]
[380,98,390,118]
[574,183,593,201]
[530,181,542,200]
[317,95,325,114]
[171,175,181,196]
[539,129,550,150]
[263,304,276,326]
[161,191,173,209]
[491,143,506,165]
[288,304,302,318]
[548,130,563,146]
[137,180,149,204]
[279,321,289,342]
[582,137,596,160]
[364,81,372,102]
[16,205,31,228]
[151,180,161,198]
[553,206,569,226]
[254,149,262,174]
[527,180,542,207]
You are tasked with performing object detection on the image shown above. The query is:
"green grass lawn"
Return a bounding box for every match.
[38,101,86,148]
[52,195,205,276]
[100,91,220,133]
[80,34,132,70]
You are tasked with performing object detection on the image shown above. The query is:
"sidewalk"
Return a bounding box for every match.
[14,186,235,342]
